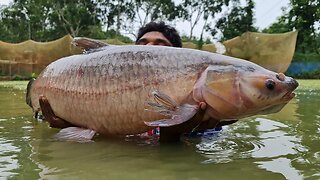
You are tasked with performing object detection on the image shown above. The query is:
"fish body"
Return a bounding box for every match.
[27,45,298,137]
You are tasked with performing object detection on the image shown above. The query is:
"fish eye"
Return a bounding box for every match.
[265,79,275,90]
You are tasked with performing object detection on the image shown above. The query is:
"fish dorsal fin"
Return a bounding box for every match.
[72,37,110,54]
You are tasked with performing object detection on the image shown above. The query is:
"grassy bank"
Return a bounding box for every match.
[297,79,320,90]
[293,53,320,62]
[0,81,28,90]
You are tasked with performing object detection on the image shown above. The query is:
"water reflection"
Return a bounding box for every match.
[0,136,20,178]
[256,158,303,180]
[252,118,305,158]
[194,117,305,163]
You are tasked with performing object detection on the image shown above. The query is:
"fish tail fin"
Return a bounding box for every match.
[26,78,35,108]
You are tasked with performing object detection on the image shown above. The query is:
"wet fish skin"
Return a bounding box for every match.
[28,45,298,136]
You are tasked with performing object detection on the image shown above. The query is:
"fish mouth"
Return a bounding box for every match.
[281,78,298,102]
[281,91,296,102]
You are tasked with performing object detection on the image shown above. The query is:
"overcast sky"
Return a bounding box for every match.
[0,0,289,38]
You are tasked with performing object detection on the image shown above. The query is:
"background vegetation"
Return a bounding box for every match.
[0,0,319,77]
[1,0,319,54]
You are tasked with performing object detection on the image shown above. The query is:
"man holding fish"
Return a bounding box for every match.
[28,22,298,142]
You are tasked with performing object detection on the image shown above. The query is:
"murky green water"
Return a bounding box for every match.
[0,80,319,180]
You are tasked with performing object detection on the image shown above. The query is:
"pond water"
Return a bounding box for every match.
[0,80,319,179]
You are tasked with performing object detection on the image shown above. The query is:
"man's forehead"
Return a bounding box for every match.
[137,31,173,46]
[140,31,167,40]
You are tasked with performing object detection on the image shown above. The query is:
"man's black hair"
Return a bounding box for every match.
[135,21,182,47]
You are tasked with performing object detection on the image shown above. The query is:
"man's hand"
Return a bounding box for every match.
[39,96,74,129]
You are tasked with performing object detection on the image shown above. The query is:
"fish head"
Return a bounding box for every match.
[198,64,298,119]
[239,68,298,116]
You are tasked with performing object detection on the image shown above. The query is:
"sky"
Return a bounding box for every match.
[254,0,289,29]
[0,0,290,38]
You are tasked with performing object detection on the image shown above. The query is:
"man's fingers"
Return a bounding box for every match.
[38,96,74,129]
[39,96,55,119]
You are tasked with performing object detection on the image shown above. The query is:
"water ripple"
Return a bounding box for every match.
[256,158,303,180]
[0,138,20,178]
[194,118,306,165]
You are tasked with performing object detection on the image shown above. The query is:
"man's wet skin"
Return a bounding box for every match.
[135,31,173,46]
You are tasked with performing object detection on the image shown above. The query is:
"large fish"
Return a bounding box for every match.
[26,44,298,142]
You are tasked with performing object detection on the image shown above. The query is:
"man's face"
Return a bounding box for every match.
[136,31,173,46]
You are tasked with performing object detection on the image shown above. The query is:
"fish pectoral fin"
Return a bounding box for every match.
[144,104,199,127]
[144,90,181,116]
[144,90,199,127]
[150,90,179,110]
[53,127,96,143]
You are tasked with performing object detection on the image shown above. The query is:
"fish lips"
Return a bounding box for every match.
[281,78,299,102]
[281,91,296,102]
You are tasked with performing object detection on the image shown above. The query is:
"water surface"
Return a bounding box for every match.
[0,80,319,179]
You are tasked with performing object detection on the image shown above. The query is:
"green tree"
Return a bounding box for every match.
[97,0,135,35]
[0,0,103,42]
[178,0,230,40]
[263,0,320,53]
[262,8,292,34]
[288,0,319,53]
[0,0,49,42]
[128,0,177,37]
[0,5,16,42]
[104,29,133,43]
[211,0,257,41]
[47,0,101,38]
[134,0,176,25]
[97,0,178,38]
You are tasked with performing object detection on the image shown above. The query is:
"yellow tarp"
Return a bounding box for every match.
[0,34,81,64]
[0,35,81,78]
[223,31,298,73]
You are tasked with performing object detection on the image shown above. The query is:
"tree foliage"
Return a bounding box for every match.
[177,0,230,40]
[108,0,178,38]
[97,0,135,34]
[262,8,292,34]
[212,0,257,41]
[0,0,44,42]
[134,0,177,25]
[0,0,104,42]
[289,0,319,53]
[47,0,101,38]
[264,0,320,53]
